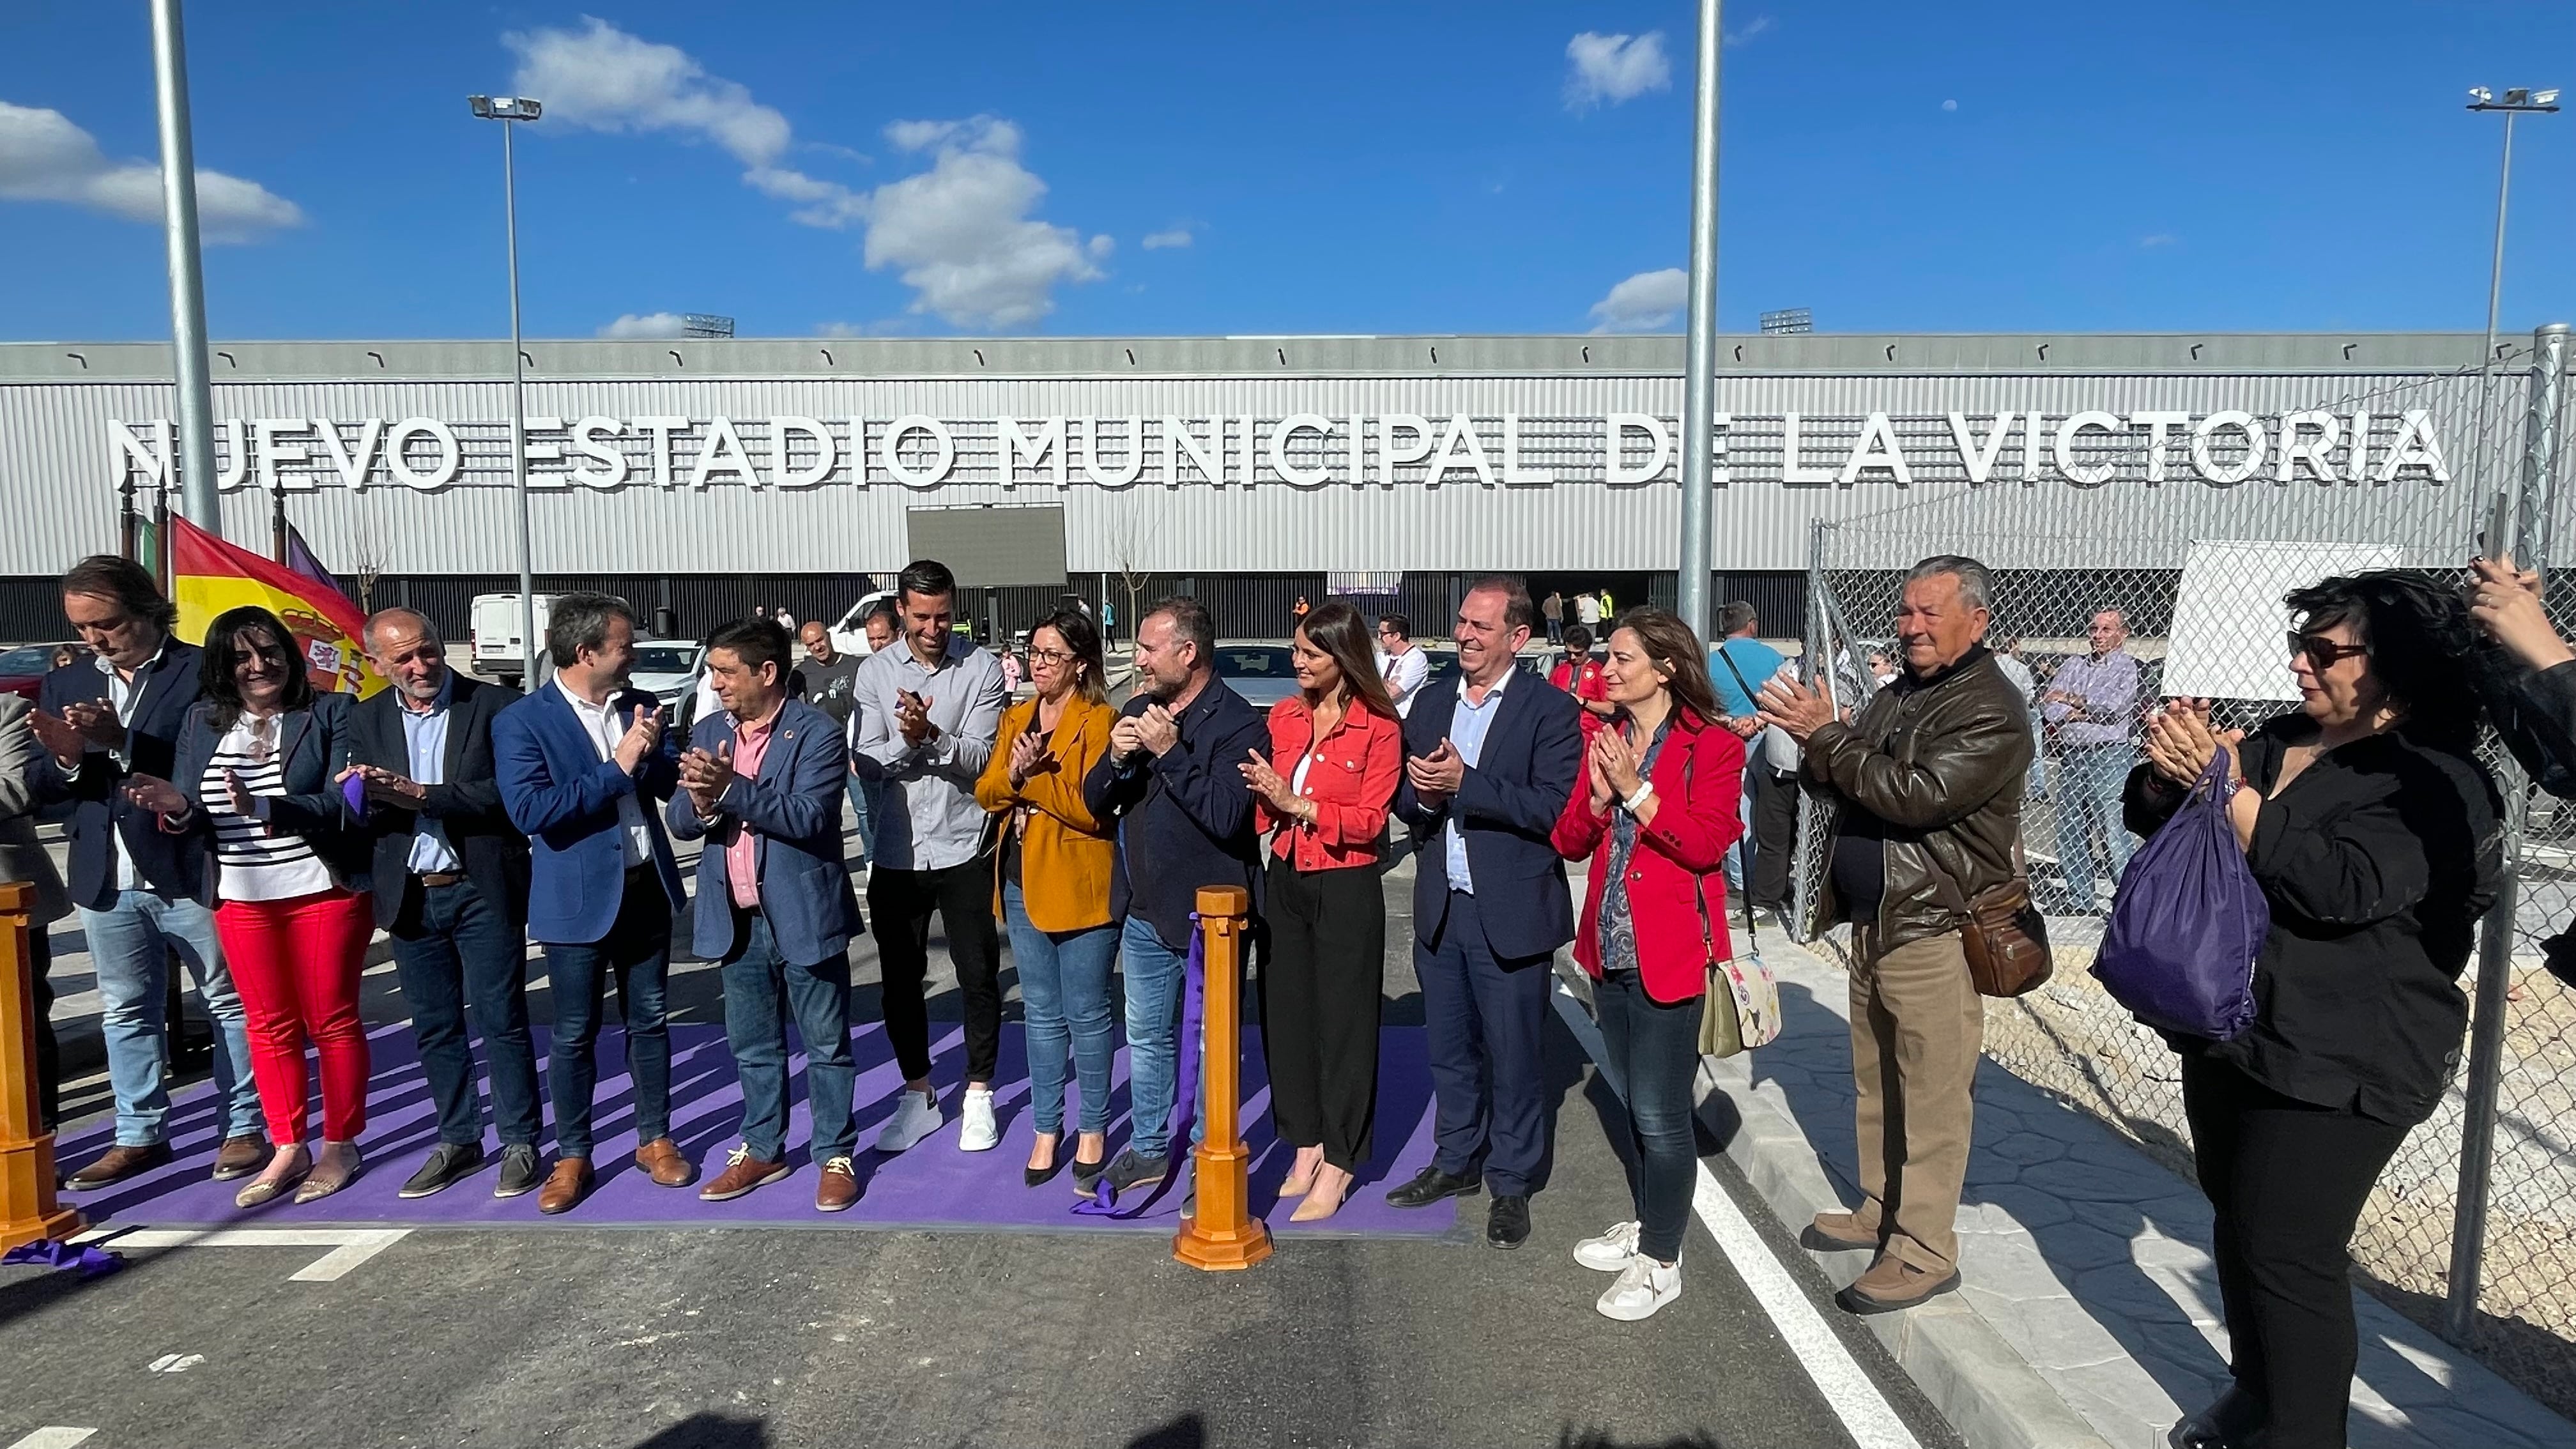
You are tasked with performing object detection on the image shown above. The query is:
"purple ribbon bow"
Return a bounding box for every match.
[1074,914,1205,1218]
[4,1239,124,1279]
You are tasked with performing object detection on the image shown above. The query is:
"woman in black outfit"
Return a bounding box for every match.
[2127,573,2502,1449]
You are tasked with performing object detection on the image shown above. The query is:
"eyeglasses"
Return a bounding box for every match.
[2287,632,2368,669]
[1028,648,1077,666]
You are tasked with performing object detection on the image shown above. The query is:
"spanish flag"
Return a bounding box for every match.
[171,515,385,696]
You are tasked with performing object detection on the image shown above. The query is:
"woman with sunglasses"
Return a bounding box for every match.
[122,606,373,1208]
[974,608,1117,1192]
[2128,574,2499,1449]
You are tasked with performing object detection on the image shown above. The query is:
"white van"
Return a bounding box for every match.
[470,592,558,686]
[826,590,899,658]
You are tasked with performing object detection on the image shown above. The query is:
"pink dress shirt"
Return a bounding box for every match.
[724,704,781,910]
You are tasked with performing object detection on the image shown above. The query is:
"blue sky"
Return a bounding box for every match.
[1,1,2568,341]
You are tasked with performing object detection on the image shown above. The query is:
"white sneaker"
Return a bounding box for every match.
[1574,1220,1643,1272]
[958,1087,999,1153]
[1596,1257,1682,1321]
[873,1088,943,1153]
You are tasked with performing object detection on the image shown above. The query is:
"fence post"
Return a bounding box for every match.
[2444,321,2571,1340]
[2,880,84,1252]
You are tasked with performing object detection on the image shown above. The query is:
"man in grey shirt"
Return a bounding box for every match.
[793,621,870,857]
[2041,608,2143,913]
[850,560,1009,1156]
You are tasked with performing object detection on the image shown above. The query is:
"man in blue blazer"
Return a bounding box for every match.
[1385,576,1582,1249]
[492,593,694,1214]
[666,618,866,1213]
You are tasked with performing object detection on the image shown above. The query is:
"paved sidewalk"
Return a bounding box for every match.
[1708,933,2576,1449]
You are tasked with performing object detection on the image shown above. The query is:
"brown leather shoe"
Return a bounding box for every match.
[64,1142,172,1190]
[211,1134,270,1182]
[537,1157,593,1215]
[1836,1252,1963,1315]
[698,1146,788,1202]
[815,1156,860,1214]
[636,1137,695,1188]
[1802,1209,1881,1254]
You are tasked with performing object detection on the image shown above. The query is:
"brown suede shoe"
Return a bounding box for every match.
[1836,1252,1962,1315]
[815,1156,860,1214]
[698,1146,788,1202]
[637,1137,695,1188]
[211,1134,270,1182]
[1801,1209,1881,1254]
[537,1157,594,1215]
[64,1142,172,1190]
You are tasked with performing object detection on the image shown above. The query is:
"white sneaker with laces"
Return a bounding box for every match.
[959,1087,999,1152]
[1596,1256,1683,1321]
[1574,1220,1643,1271]
[874,1088,944,1153]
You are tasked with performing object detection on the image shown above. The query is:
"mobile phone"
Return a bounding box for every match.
[2483,490,2513,565]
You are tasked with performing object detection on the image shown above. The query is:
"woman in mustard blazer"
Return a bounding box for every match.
[976,607,1119,1193]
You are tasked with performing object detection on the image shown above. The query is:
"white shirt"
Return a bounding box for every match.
[203,714,334,902]
[1575,595,1602,625]
[93,645,169,891]
[1379,643,1430,719]
[1440,664,1515,894]
[554,677,652,868]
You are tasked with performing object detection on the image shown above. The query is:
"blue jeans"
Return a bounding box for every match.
[719,908,857,1163]
[1120,915,1188,1159]
[79,889,261,1146]
[2053,743,2140,913]
[1593,969,1703,1264]
[388,878,543,1149]
[543,868,673,1158]
[1005,884,1117,1137]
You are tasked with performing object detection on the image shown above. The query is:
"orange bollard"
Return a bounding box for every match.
[1173,885,1272,1271]
[0,880,81,1251]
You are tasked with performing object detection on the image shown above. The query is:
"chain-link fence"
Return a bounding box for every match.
[1787,326,2576,1414]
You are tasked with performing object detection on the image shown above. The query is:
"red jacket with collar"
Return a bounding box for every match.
[1551,709,1745,1005]
[1258,695,1404,872]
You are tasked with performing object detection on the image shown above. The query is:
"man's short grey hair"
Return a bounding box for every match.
[1906,555,1993,613]
[546,592,634,668]
[2090,607,2129,628]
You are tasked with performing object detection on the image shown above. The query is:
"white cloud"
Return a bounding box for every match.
[2140,233,2179,249]
[597,311,691,339]
[1587,267,1689,334]
[1725,16,1775,45]
[1942,98,1959,112]
[1565,32,1671,111]
[0,100,302,240]
[1140,228,1192,250]
[862,115,1109,328]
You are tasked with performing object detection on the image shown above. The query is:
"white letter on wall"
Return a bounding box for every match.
[2129,411,2189,484]
[254,418,312,490]
[1081,417,1142,488]
[772,417,834,487]
[2375,410,2450,483]
[635,417,687,488]
[2189,411,2267,487]
[2345,411,2372,482]
[313,418,387,491]
[2274,411,2342,484]
[1379,415,1434,484]
[387,418,462,489]
[1002,416,1067,486]
[570,417,628,489]
[693,416,759,489]
[1269,413,1335,487]
[1162,417,1221,485]
[1947,413,2014,486]
[1605,414,1671,485]
[1423,416,1495,487]
[1839,413,1913,486]
[1502,414,1556,485]
[1780,413,1835,486]
[214,420,250,489]
[2053,411,2122,487]
[109,420,171,489]
[884,416,958,488]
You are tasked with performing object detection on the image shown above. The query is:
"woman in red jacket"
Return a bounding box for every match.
[1239,600,1404,1222]
[1551,608,1744,1321]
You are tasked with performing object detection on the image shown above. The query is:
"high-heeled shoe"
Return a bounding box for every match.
[1289,1165,1353,1223]
[1025,1133,1068,1188]
[1280,1146,1324,1199]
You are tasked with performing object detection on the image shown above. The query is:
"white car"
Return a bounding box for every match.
[470,592,558,687]
[629,639,704,708]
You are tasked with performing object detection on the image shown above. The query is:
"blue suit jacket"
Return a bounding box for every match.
[40,643,210,908]
[1393,670,1583,962]
[664,698,862,967]
[493,682,685,946]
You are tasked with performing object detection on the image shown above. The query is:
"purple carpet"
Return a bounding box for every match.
[52,1021,1465,1241]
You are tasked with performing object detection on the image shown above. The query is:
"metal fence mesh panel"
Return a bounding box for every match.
[1787,337,2576,1416]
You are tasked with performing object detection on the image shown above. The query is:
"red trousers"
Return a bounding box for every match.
[215,887,374,1145]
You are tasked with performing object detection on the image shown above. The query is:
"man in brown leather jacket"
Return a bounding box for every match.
[1760,554,2032,1314]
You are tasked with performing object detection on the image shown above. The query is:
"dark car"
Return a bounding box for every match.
[0,642,80,702]
[1213,642,1300,710]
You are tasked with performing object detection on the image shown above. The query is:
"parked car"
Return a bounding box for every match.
[825,590,898,658]
[0,641,79,702]
[470,592,559,687]
[1212,641,1300,710]
[629,639,704,708]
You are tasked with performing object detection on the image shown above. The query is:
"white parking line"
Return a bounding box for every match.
[6,1429,98,1449]
[74,1226,411,1282]
[1552,981,1922,1449]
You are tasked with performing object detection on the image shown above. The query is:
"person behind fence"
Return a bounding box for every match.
[2042,608,2142,911]
[1387,576,1582,1251]
[123,607,375,1209]
[1708,601,1786,905]
[1757,554,2032,1314]
[1239,601,1404,1223]
[1083,596,1269,1200]
[669,617,866,1213]
[2127,574,2500,1449]
[0,689,72,1135]
[1991,634,2045,802]
[30,557,264,1190]
[1551,608,1744,1322]
[343,608,542,1202]
[975,608,1119,1196]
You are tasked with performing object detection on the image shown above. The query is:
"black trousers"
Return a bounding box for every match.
[2182,1054,2410,1449]
[30,925,57,1131]
[1258,856,1386,1172]
[868,855,1003,1085]
[1751,766,1798,912]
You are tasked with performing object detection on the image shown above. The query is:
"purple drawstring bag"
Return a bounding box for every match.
[2092,749,2267,1041]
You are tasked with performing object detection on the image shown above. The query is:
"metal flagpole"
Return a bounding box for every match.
[149,0,221,530]
[503,116,538,688]
[1676,0,1724,641]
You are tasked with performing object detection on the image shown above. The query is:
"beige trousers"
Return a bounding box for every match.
[1847,924,1984,1275]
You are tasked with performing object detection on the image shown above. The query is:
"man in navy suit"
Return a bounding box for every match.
[28,556,264,1189]
[667,618,866,1213]
[493,592,695,1214]
[1384,575,1582,1249]
[344,608,540,1201]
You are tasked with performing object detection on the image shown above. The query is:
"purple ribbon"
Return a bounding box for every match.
[1074,913,1206,1218]
[4,1239,124,1278]
[342,773,369,815]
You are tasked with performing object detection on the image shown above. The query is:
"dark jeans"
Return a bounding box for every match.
[1751,766,1798,912]
[1260,856,1384,1173]
[2182,1054,2411,1449]
[389,877,542,1149]
[867,855,1002,1085]
[543,866,673,1159]
[30,924,57,1131]
[1594,969,1702,1263]
[719,907,857,1163]
[1416,889,1552,1197]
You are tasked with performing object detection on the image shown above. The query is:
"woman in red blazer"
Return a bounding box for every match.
[1550,607,1744,1321]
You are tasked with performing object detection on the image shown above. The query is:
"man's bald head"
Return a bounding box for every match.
[365,607,449,703]
[799,619,835,663]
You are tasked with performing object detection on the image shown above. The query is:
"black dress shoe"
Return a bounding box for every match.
[1486,1193,1531,1249]
[399,1142,486,1199]
[1383,1165,1482,1209]
[493,1144,544,1199]
[2168,1386,2266,1449]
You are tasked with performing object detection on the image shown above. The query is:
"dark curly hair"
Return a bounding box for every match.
[2284,571,2490,754]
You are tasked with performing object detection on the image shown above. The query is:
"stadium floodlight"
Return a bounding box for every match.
[470,92,545,687]
[2469,87,2494,103]
[2456,83,2559,601]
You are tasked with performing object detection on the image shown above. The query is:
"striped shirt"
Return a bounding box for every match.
[202,713,333,902]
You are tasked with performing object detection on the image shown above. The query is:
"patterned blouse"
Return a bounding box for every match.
[1595,719,1675,976]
